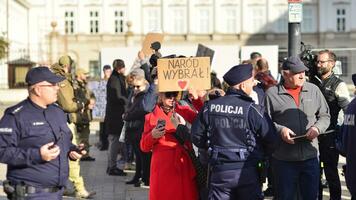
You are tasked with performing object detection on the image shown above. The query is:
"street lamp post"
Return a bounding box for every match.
[288,0,303,57]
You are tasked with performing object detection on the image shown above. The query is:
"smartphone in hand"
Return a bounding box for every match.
[156,119,166,130]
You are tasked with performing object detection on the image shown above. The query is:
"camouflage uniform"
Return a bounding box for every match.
[51,61,91,197]
[74,79,95,154]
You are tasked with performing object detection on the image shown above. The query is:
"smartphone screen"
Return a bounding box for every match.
[156,119,166,129]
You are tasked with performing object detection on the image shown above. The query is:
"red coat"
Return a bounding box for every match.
[140,104,199,200]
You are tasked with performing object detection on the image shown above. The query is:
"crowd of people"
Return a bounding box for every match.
[0,41,355,200]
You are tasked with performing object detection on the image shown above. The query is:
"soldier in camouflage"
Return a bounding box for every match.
[74,68,96,161]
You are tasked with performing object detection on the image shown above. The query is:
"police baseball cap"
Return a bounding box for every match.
[26,66,65,86]
[223,64,253,86]
[282,56,309,73]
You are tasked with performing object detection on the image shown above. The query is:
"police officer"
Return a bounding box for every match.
[341,74,356,200]
[191,64,279,200]
[310,50,351,200]
[74,68,96,161]
[0,66,85,200]
[51,56,96,198]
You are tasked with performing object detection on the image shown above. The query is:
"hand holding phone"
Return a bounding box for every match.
[152,119,166,139]
[156,119,166,130]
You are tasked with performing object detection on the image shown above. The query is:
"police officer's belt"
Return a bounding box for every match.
[25,185,62,194]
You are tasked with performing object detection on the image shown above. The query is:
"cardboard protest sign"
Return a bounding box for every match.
[87,80,107,121]
[157,57,211,92]
[196,44,215,64]
[142,33,164,56]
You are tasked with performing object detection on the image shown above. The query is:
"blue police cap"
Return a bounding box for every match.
[282,56,309,73]
[352,73,356,86]
[223,64,253,86]
[25,66,65,86]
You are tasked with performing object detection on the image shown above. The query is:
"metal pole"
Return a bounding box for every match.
[288,22,301,57]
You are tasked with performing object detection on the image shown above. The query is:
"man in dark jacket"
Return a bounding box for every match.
[105,59,128,176]
[310,49,350,200]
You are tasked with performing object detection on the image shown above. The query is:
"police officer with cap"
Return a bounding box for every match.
[0,66,85,200]
[340,74,356,199]
[191,64,279,200]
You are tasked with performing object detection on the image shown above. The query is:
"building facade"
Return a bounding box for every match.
[0,0,31,88]
[1,0,356,88]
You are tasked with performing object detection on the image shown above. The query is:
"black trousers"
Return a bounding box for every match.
[131,137,151,184]
[99,122,108,149]
[319,134,341,200]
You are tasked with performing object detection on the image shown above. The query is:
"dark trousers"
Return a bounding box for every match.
[272,157,319,200]
[131,139,142,181]
[99,122,108,149]
[319,140,341,200]
[141,149,151,184]
[209,167,263,200]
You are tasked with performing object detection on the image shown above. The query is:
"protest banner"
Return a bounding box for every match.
[196,44,215,64]
[142,33,164,56]
[157,57,211,92]
[87,80,107,121]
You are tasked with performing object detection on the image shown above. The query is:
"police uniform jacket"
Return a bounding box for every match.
[191,88,279,170]
[0,99,75,187]
[341,97,356,196]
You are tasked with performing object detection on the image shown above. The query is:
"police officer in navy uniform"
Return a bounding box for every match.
[341,74,356,200]
[0,66,85,200]
[191,64,279,200]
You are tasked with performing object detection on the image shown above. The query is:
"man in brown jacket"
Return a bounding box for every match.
[51,55,96,199]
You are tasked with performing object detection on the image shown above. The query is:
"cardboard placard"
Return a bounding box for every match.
[87,80,108,121]
[157,57,211,92]
[142,33,164,56]
[196,44,215,64]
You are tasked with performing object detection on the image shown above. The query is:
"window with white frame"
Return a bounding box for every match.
[274,7,287,33]
[302,7,313,33]
[64,11,75,34]
[197,8,211,34]
[225,8,237,33]
[171,7,186,34]
[251,6,265,33]
[90,11,100,34]
[144,7,161,33]
[114,10,125,33]
[336,8,346,32]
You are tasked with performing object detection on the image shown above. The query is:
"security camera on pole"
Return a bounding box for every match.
[288,0,303,57]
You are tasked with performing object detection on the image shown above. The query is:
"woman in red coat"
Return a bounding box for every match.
[140,91,199,200]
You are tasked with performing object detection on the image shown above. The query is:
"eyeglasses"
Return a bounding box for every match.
[133,85,142,89]
[164,92,178,98]
[316,60,332,64]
